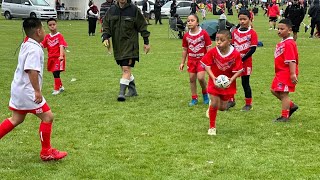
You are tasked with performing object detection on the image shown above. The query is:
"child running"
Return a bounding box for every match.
[42,18,68,95]
[271,18,299,122]
[201,30,243,135]
[180,14,212,106]
[0,17,67,161]
[228,10,258,111]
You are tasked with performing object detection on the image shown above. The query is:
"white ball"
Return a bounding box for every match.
[214,75,230,88]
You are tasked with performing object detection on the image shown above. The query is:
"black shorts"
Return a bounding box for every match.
[116,59,138,67]
[269,17,278,22]
[292,24,300,32]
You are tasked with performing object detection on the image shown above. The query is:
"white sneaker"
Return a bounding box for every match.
[59,86,65,92]
[208,128,216,136]
[52,90,60,95]
[268,28,273,30]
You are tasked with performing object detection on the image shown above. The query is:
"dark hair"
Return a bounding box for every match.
[238,9,251,19]
[47,18,57,24]
[23,17,42,37]
[279,18,293,28]
[217,29,232,39]
[188,14,199,23]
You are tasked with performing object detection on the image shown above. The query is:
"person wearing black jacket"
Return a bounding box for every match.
[170,0,177,17]
[308,0,320,38]
[190,0,199,14]
[284,0,305,41]
[154,0,162,24]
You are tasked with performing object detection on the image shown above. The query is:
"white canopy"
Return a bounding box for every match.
[46,0,108,19]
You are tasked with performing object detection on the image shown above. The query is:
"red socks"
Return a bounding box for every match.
[281,109,290,118]
[39,122,52,151]
[54,78,62,90]
[191,95,198,100]
[209,106,218,128]
[245,98,252,106]
[0,119,15,139]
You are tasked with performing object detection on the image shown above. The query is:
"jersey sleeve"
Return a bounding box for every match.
[24,47,41,72]
[250,30,258,46]
[203,30,212,47]
[59,34,68,47]
[232,51,243,72]
[200,48,214,66]
[182,34,188,49]
[284,41,297,63]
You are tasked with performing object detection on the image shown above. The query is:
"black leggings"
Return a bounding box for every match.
[53,71,61,78]
[241,75,252,98]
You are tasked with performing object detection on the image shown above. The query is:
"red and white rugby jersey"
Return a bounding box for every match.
[42,32,68,59]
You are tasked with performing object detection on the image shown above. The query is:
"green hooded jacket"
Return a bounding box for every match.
[102,2,150,61]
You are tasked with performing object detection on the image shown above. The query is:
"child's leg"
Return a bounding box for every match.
[189,73,198,105]
[53,71,62,90]
[241,75,252,110]
[208,95,219,131]
[36,110,54,151]
[0,111,26,139]
[279,92,290,118]
[197,71,209,104]
[36,110,67,161]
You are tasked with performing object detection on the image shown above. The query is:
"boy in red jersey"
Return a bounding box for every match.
[267,0,280,30]
[180,14,212,106]
[42,18,68,95]
[201,30,243,135]
[0,18,67,161]
[228,10,258,111]
[271,18,299,122]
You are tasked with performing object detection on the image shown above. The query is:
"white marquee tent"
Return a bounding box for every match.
[46,0,108,19]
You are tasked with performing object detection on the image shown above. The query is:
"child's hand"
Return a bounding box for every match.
[144,44,150,54]
[34,91,43,104]
[179,63,184,71]
[103,39,110,48]
[290,74,298,84]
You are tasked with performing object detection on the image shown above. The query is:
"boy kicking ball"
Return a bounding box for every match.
[0,18,67,161]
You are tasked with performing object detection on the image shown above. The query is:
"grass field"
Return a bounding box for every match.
[1,10,320,179]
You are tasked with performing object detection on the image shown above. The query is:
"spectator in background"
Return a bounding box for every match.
[87,0,99,36]
[154,0,162,25]
[100,0,114,19]
[190,0,199,14]
[284,0,305,41]
[308,0,320,38]
[142,0,151,25]
[170,0,177,17]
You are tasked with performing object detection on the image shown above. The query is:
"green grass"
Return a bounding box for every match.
[1,11,320,179]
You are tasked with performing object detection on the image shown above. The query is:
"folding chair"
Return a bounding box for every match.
[168,17,179,39]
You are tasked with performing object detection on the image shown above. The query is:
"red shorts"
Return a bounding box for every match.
[9,103,51,115]
[242,66,252,76]
[209,92,233,101]
[47,57,65,72]
[187,60,205,73]
[271,77,295,92]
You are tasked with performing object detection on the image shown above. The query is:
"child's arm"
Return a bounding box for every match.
[26,70,42,104]
[59,45,65,61]
[229,69,243,84]
[204,65,216,81]
[179,48,187,71]
[289,62,298,84]
[242,46,256,62]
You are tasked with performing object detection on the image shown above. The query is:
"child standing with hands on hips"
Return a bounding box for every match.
[271,18,299,122]
[201,30,243,135]
[42,18,68,95]
[0,18,67,161]
[180,14,212,106]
